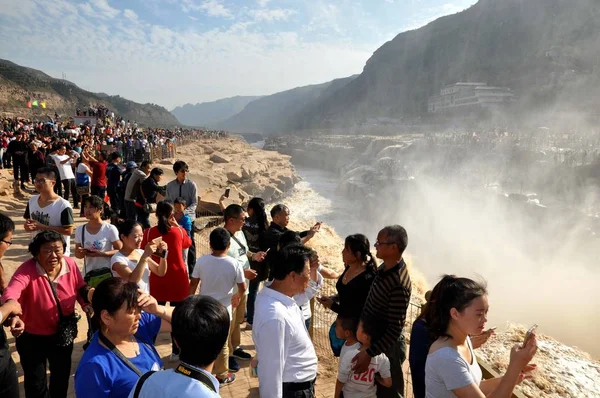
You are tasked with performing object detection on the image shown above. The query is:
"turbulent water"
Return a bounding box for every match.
[287,165,600,359]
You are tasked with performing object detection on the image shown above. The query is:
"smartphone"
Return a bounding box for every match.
[224,188,230,198]
[152,237,163,245]
[522,324,538,347]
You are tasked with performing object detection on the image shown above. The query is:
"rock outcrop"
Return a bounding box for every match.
[169,137,299,210]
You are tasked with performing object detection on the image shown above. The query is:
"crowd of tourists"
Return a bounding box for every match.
[0,115,538,398]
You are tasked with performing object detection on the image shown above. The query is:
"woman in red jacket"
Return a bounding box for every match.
[141,200,192,361]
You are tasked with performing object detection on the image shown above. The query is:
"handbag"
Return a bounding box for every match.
[329,321,346,357]
[45,274,79,347]
[81,225,112,288]
[77,184,90,196]
[140,184,156,213]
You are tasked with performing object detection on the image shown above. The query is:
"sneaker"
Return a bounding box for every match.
[169,353,179,362]
[232,348,252,361]
[217,372,236,385]
[228,356,240,373]
[245,323,253,331]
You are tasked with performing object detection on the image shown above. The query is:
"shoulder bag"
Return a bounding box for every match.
[45,272,79,347]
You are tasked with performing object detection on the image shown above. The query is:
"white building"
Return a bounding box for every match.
[428,82,515,114]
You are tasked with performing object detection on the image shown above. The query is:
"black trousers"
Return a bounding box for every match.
[90,186,106,200]
[282,379,315,398]
[51,167,61,196]
[136,207,151,229]
[107,188,119,211]
[13,160,28,183]
[376,336,406,398]
[61,179,79,208]
[157,301,182,355]
[16,332,74,398]
[187,225,196,276]
[0,348,19,398]
[125,201,137,221]
[3,152,11,168]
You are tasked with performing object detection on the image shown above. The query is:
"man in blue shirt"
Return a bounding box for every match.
[129,296,229,398]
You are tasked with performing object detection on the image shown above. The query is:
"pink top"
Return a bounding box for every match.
[2,257,86,336]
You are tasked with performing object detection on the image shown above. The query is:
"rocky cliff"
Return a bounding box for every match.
[298,0,600,128]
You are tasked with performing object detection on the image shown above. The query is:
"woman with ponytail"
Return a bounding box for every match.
[243,197,269,329]
[425,275,537,398]
[318,234,377,356]
[140,200,192,360]
[319,234,377,318]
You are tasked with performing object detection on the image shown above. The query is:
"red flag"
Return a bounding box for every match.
[26,101,32,108]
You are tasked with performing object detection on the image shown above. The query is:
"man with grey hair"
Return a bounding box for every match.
[353,225,411,398]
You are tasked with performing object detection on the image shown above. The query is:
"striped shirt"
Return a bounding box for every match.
[363,259,412,357]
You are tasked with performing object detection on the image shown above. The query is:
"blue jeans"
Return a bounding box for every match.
[246,278,260,325]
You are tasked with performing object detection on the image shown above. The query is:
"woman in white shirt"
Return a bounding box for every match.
[110,220,168,293]
[425,275,537,398]
[75,195,122,281]
[75,147,93,217]
[75,195,123,347]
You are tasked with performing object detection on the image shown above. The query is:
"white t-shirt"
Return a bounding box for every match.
[110,249,149,293]
[50,154,75,180]
[191,254,244,319]
[227,231,250,295]
[74,223,119,274]
[425,337,483,398]
[77,162,91,174]
[338,342,391,398]
[25,195,74,256]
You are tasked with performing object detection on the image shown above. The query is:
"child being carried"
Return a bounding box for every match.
[335,314,392,398]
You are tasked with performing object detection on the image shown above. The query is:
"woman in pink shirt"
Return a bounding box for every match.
[2,231,90,398]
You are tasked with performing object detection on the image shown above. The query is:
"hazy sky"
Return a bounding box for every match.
[0,0,476,109]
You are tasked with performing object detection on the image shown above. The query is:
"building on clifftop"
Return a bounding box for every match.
[428,82,515,114]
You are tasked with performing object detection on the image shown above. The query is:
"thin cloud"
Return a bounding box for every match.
[250,8,296,22]
[123,9,139,22]
[0,0,370,108]
[182,0,232,18]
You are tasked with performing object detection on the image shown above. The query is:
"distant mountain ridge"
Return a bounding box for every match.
[215,76,357,134]
[0,59,180,127]
[171,96,262,127]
